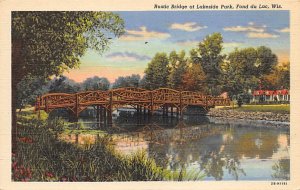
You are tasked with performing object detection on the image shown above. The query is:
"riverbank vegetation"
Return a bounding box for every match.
[13,110,204,181]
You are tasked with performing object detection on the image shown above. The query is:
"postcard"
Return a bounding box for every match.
[0,0,300,189]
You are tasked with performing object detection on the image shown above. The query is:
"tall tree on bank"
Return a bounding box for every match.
[262,62,290,90]
[167,50,187,90]
[143,53,169,90]
[197,33,225,95]
[182,50,207,91]
[222,46,278,97]
[12,11,124,151]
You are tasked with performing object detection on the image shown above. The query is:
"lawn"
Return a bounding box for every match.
[220,104,290,114]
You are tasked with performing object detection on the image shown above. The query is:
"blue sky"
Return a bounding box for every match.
[64,11,290,82]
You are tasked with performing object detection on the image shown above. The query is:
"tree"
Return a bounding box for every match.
[262,62,290,90]
[112,74,141,88]
[48,76,81,93]
[12,11,124,151]
[143,53,169,90]
[197,33,225,95]
[222,46,278,97]
[16,76,48,111]
[167,50,187,90]
[182,50,207,91]
[81,76,110,91]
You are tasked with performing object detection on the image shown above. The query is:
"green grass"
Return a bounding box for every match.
[221,104,290,114]
[13,111,205,181]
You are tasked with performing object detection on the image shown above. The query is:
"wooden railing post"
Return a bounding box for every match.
[108,91,113,124]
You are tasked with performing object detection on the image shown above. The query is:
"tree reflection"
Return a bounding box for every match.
[198,151,245,180]
[272,159,290,180]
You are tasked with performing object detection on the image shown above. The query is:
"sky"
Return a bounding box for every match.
[63,11,290,83]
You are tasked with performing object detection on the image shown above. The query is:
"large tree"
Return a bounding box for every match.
[197,33,225,95]
[12,11,124,151]
[222,46,278,97]
[167,50,187,90]
[262,62,290,90]
[143,53,169,90]
[181,49,207,91]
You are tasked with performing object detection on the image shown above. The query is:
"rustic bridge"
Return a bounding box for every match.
[35,87,230,122]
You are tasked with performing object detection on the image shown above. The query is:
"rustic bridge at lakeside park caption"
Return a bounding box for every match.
[35,87,231,121]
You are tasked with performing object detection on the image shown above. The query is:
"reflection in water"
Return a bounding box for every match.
[272,159,290,180]
[60,111,290,181]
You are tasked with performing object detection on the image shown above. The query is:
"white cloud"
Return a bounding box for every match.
[224,22,279,39]
[223,25,264,33]
[170,22,207,32]
[119,26,170,41]
[276,27,290,33]
[247,32,279,38]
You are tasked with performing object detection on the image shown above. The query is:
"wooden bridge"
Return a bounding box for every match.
[35,87,230,121]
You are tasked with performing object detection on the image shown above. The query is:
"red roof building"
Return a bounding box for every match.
[252,89,289,102]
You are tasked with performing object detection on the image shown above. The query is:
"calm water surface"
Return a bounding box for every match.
[60,112,290,181]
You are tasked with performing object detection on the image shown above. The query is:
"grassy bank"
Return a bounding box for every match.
[13,110,203,181]
[219,104,290,114]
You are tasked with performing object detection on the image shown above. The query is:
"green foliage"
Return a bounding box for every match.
[81,76,110,91]
[14,112,205,181]
[197,33,225,94]
[143,53,169,90]
[167,50,187,90]
[262,62,290,90]
[12,11,125,81]
[112,74,141,89]
[16,76,48,109]
[48,76,80,93]
[222,46,278,97]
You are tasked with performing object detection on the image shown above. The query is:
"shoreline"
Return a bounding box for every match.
[207,108,290,128]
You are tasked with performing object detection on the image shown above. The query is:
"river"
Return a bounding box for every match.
[58,111,290,181]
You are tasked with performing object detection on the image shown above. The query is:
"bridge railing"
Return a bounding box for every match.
[35,88,231,113]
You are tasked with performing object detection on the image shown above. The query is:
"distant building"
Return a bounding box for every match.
[252,89,289,103]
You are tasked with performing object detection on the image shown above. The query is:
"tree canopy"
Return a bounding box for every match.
[222,46,278,96]
[12,11,125,83]
[112,74,141,89]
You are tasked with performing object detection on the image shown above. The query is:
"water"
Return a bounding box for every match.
[59,111,290,181]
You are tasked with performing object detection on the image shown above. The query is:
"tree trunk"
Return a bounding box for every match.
[12,39,25,153]
[11,77,18,153]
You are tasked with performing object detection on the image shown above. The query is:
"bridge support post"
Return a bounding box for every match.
[68,111,78,122]
[100,106,103,124]
[96,105,100,122]
[166,105,169,116]
[107,91,113,125]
